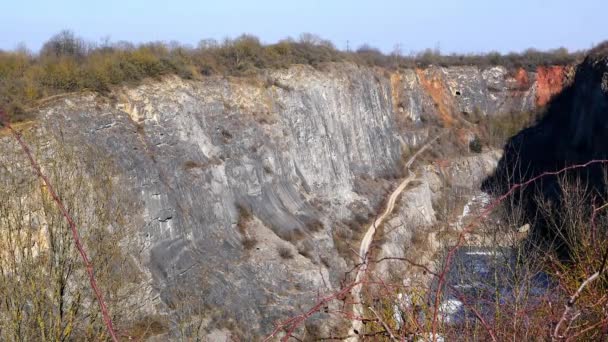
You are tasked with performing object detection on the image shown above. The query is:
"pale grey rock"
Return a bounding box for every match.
[439,150,502,189]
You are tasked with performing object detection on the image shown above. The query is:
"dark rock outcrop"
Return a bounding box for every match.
[483,49,608,256]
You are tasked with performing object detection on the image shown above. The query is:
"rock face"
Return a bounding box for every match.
[394,65,572,125]
[535,66,574,107]
[3,62,570,338]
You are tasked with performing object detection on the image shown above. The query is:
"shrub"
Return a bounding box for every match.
[468,135,483,153]
[0,30,590,123]
[242,237,258,250]
[278,246,294,259]
[40,57,80,91]
[355,44,389,67]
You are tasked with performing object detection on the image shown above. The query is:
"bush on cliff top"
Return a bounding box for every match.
[0,30,588,122]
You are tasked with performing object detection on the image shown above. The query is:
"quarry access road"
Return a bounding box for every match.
[349,133,442,340]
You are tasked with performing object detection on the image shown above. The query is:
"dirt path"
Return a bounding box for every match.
[349,134,442,340]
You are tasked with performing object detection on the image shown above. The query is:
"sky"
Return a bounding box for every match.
[2,0,607,54]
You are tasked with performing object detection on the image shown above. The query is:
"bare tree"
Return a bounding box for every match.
[40,30,88,60]
[0,129,145,340]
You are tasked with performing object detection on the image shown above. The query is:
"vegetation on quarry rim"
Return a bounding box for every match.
[0,30,586,122]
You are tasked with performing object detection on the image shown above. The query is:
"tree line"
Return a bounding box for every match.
[0,30,585,122]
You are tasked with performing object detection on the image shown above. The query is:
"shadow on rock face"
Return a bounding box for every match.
[481,53,608,259]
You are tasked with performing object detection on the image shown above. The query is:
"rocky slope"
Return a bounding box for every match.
[1,62,571,339]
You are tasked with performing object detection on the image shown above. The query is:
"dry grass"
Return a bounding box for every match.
[278,246,294,259]
[235,204,258,250]
[410,229,431,252]
[123,317,169,340]
[236,204,252,234]
[332,218,369,263]
[306,218,324,233]
[478,109,540,148]
[183,160,204,170]
[242,237,258,250]
[279,228,306,242]
[297,243,314,260]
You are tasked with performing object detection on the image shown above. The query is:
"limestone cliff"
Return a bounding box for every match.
[0,62,570,338]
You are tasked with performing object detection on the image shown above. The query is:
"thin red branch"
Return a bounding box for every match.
[264,282,360,342]
[452,289,498,342]
[431,158,608,341]
[565,317,608,341]
[0,110,119,342]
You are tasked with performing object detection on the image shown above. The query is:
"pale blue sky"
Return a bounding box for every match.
[2,0,606,53]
